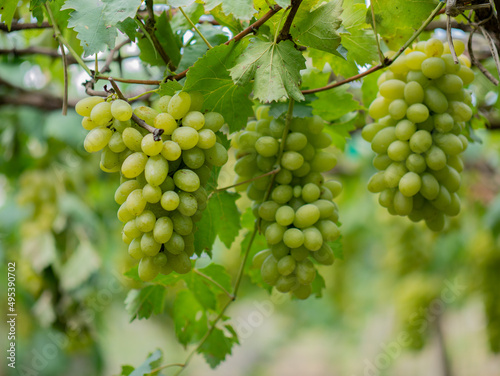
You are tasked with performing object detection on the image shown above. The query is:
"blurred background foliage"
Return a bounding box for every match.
[1,0,500,375]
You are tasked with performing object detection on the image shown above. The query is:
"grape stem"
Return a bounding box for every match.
[276,0,303,43]
[207,168,280,200]
[302,1,445,95]
[108,78,164,141]
[179,6,213,49]
[370,1,385,64]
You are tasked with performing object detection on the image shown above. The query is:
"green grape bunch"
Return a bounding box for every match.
[233,107,342,300]
[363,39,474,231]
[75,91,228,282]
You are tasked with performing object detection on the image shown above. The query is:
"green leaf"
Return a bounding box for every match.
[310,271,325,298]
[328,236,344,260]
[371,0,437,50]
[125,285,166,321]
[208,4,243,34]
[116,17,138,41]
[361,68,383,108]
[184,273,217,310]
[62,0,142,56]
[194,191,241,255]
[241,226,270,290]
[340,28,378,66]
[290,1,343,55]
[308,48,360,77]
[230,39,306,103]
[0,0,18,30]
[60,240,101,291]
[198,263,233,294]
[198,326,239,368]
[167,0,196,6]
[120,365,135,375]
[174,289,208,345]
[158,80,183,97]
[312,85,360,121]
[323,112,358,150]
[124,265,183,286]
[205,0,256,21]
[184,42,254,132]
[129,350,163,376]
[269,94,316,119]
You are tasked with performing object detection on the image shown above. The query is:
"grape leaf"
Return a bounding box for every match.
[205,0,256,21]
[312,85,360,121]
[62,0,142,56]
[125,285,166,321]
[0,0,18,30]
[269,94,317,119]
[120,365,134,375]
[184,273,217,310]
[371,0,437,50]
[174,289,209,345]
[208,4,243,34]
[129,350,162,376]
[198,326,239,368]
[328,236,344,260]
[323,112,358,150]
[290,0,343,55]
[361,68,382,107]
[310,271,325,298]
[158,80,183,97]
[198,263,233,294]
[340,28,378,66]
[194,191,241,255]
[274,0,291,7]
[116,17,138,41]
[167,0,195,6]
[230,39,306,103]
[184,42,254,132]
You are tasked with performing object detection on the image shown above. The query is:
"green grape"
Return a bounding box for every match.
[257,155,277,172]
[156,95,172,113]
[371,127,397,154]
[168,92,191,119]
[115,180,141,205]
[135,106,159,126]
[259,201,280,221]
[449,101,472,122]
[404,81,425,105]
[197,129,216,149]
[409,130,432,153]
[136,210,156,232]
[89,101,113,127]
[421,57,446,79]
[141,231,161,256]
[373,154,392,170]
[362,122,386,142]
[75,96,105,117]
[138,256,160,281]
[255,136,279,157]
[182,147,205,169]
[111,99,133,121]
[316,220,340,241]
[123,220,142,239]
[285,132,308,151]
[108,131,127,153]
[405,51,427,70]
[271,185,293,204]
[161,191,180,211]
[275,205,295,226]
[420,173,440,200]
[324,180,342,198]
[312,243,334,265]
[128,238,144,260]
[296,259,316,285]
[387,140,411,162]
[384,162,407,188]
[308,132,332,149]
[457,65,474,85]
[435,74,463,94]
[122,127,143,152]
[154,112,178,135]
[283,228,304,248]
[406,103,429,123]
[100,147,121,172]
[434,113,454,133]
[293,284,312,300]
[182,111,205,130]
[265,223,286,245]
[399,172,422,197]
[303,227,323,251]
[425,145,447,170]
[281,151,304,171]
[253,249,272,269]
[165,232,185,254]
[393,190,413,215]
[161,140,182,161]
[81,117,99,131]
[126,189,147,216]
[424,38,444,57]
[293,204,320,228]
[261,255,279,286]
[433,133,463,156]
[395,119,416,141]
[367,171,387,193]
[204,112,224,132]
[277,255,296,276]
[271,242,289,259]
[153,216,173,243]
[84,127,113,153]
[171,126,199,150]
[369,97,391,119]
[142,184,162,203]
[310,151,336,172]
[301,183,321,203]
[141,133,164,156]
[388,99,408,120]
[178,192,198,216]
[118,203,135,223]
[406,153,427,174]
[173,169,200,192]
[276,275,297,293]
[275,169,293,185]
[424,86,448,114]
[300,143,316,161]
[379,79,406,100]
[122,152,148,178]
[171,211,193,236]
[204,143,228,167]
[169,252,191,274]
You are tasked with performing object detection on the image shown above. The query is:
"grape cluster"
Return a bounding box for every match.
[75,91,228,281]
[17,170,58,236]
[363,39,474,231]
[233,108,342,299]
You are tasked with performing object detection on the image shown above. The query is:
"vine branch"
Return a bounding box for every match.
[193,269,234,300]
[276,0,303,43]
[179,6,213,49]
[0,21,51,31]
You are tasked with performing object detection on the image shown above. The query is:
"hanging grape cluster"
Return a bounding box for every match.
[75,91,228,281]
[233,107,342,299]
[363,39,474,231]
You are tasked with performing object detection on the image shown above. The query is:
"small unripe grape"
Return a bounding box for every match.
[197,129,216,149]
[171,126,199,150]
[111,99,133,121]
[141,133,164,156]
[406,103,429,123]
[261,255,279,285]
[275,205,295,226]
[265,223,286,245]
[173,169,200,192]
[122,127,143,152]
[204,112,224,132]
[167,92,191,119]
[182,111,205,130]
[379,79,406,100]
[135,106,159,126]
[154,112,178,135]
[138,256,160,281]
[277,255,296,276]
[122,152,148,178]
[126,189,147,216]
[293,204,321,228]
[161,140,182,161]
[143,184,162,203]
[115,180,141,205]
[255,136,279,157]
[84,127,113,153]
[204,143,228,167]
[303,226,323,251]
[283,228,304,248]
[369,97,390,119]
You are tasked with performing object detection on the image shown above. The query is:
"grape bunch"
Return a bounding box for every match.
[17,170,58,236]
[233,107,342,300]
[75,91,228,281]
[363,38,474,231]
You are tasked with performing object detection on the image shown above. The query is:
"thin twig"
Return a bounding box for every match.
[58,42,68,115]
[0,21,51,31]
[302,1,445,95]
[227,5,282,44]
[193,269,234,300]
[208,168,280,200]
[179,6,213,49]
[468,25,499,85]
[446,14,459,63]
[370,1,384,64]
[276,0,302,43]
[0,47,77,64]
